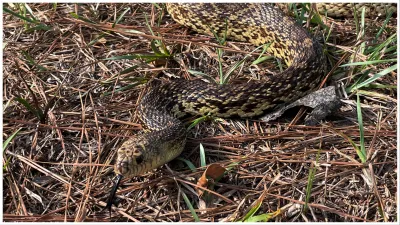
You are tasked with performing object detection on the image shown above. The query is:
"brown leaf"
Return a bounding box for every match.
[196,163,226,197]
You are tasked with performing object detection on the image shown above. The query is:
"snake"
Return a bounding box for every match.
[106,3,396,210]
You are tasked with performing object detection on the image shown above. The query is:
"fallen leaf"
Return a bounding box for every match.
[196,163,226,197]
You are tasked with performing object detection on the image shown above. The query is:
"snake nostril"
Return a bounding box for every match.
[136,154,144,164]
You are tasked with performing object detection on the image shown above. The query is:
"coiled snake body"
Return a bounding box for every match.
[113,3,395,178]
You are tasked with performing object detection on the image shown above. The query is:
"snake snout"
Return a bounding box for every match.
[115,141,145,177]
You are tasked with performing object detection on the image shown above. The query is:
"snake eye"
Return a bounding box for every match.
[133,145,144,164]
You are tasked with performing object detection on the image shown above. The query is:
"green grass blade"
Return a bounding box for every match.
[199,143,206,167]
[3,128,22,152]
[15,97,44,121]
[113,7,130,28]
[70,12,96,24]
[328,128,364,163]
[156,4,165,27]
[244,212,277,222]
[366,33,396,57]
[290,3,308,24]
[276,59,283,72]
[252,43,272,65]
[25,24,52,32]
[152,3,161,10]
[3,7,37,23]
[144,12,155,36]
[252,56,273,65]
[21,50,47,71]
[223,44,268,82]
[340,59,397,67]
[245,214,268,222]
[187,70,216,83]
[360,7,365,35]
[353,5,360,35]
[176,157,197,172]
[3,128,22,172]
[373,9,394,43]
[222,57,246,82]
[310,7,327,29]
[187,115,210,131]
[358,7,366,54]
[23,4,37,21]
[5,5,51,32]
[118,65,140,75]
[362,83,396,89]
[241,200,262,222]
[144,9,170,56]
[102,81,146,96]
[356,92,367,163]
[350,64,397,92]
[144,11,169,57]
[88,33,106,46]
[217,49,224,84]
[304,149,320,212]
[181,191,199,222]
[325,22,334,43]
[150,39,163,56]
[206,21,228,84]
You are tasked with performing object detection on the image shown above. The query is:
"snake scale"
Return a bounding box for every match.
[112,3,396,181]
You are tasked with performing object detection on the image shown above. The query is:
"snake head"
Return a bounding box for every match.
[114,138,146,177]
[106,138,147,216]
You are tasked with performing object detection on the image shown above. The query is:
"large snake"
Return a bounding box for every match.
[106,3,396,211]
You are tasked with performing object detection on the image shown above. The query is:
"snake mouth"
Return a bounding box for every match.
[115,159,131,177]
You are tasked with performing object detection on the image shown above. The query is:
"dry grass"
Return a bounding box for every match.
[2,3,397,222]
